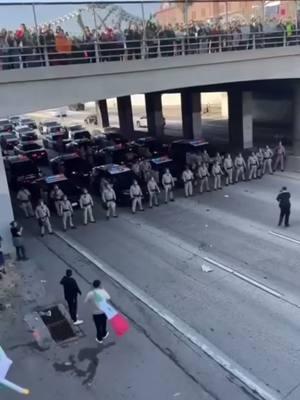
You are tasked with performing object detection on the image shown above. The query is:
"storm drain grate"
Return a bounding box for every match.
[39,305,76,343]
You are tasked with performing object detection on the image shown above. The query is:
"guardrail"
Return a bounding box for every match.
[0,31,298,70]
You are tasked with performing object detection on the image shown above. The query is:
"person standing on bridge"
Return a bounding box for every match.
[277,186,291,227]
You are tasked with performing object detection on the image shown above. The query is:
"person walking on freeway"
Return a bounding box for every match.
[60,269,83,325]
[276,186,291,227]
[85,280,110,344]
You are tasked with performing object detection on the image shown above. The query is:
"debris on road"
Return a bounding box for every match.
[201,264,213,273]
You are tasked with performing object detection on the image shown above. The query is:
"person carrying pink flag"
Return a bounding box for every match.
[85,280,129,343]
[0,346,30,395]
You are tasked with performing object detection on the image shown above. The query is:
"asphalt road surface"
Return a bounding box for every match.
[7,169,300,400]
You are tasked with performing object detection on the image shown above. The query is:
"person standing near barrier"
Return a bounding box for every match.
[60,269,83,325]
[276,186,291,227]
[263,145,273,174]
[234,153,246,182]
[223,154,233,185]
[102,183,117,219]
[35,199,53,237]
[17,186,34,218]
[212,160,223,190]
[130,180,144,213]
[182,166,194,197]
[80,188,95,225]
[60,195,75,231]
[147,176,160,208]
[248,152,258,180]
[274,141,286,172]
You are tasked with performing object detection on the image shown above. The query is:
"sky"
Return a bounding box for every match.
[0,0,160,30]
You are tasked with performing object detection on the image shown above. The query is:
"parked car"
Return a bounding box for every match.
[9,115,22,127]
[54,108,68,118]
[5,155,41,190]
[84,114,97,125]
[50,153,91,186]
[19,131,39,143]
[132,137,167,158]
[91,164,142,206]
[17,117,37,130]
[70,129,91,143]
[0,133,19,154]
[170,139,211,169]
[13,126,35,139]
[39,121,61,135]
[31,174,82,210]
[69,103,85,111]
[93,143,138,167]
[65,124,84,136]
[150,156,178,183]
[14,142,48,165]
[43,131,71,151]
[136,116,166,128]
[0,118,13,133]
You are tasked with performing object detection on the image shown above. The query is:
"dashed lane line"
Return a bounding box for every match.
[269,231,300,245]
[55,231,281,400]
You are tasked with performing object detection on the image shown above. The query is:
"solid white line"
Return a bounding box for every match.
[56,231,281,400]
[269,231,300,245]
[203,256,283,299]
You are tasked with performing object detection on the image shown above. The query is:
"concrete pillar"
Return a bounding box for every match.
[0,151,14,253]
[228,89,253,149]
[96,100,109,128]
[145,93,164,137]
[181,90,202,139]
[117,96,134,140]
[293,85,300,155]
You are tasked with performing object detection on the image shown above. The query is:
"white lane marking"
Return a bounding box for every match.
[269,231,300,245]
[203,257,283,299]
[56,231,280,400]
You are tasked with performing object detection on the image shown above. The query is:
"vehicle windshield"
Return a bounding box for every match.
[73,131,90,140]
[45,122,59,127]
[0,119,9,126]
[20,119,33,124]
[11,161,38,176]
[22,143,41,151]
[3,134,17,140]
[69,125,83,132]
[49,126,62,133]
[20,134,37,142]
[50,180,78,196]
[18,127,32,134]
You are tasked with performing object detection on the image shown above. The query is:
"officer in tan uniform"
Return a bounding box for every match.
[35,199,53,237]
[212,160,223,190]
[162,168,175,203]
[147,176,160,208]
[274,141,286,172]
[248,152,258,180]
[79,188,95,225]
[223,154,233,185]
[102,184,117,219]
[60,195,75,231]
[130,180,144,213]
[182,166,194,197]
[234,153,246,182]
[17,186,34,218]
[198,162,210,193]
[256,148,264,178]
[263,145,273,174]
[50,185,64,216]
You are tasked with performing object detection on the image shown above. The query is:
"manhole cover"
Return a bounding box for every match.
[40,305,76,343]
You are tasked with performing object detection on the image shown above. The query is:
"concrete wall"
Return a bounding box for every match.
[1,46,300,117]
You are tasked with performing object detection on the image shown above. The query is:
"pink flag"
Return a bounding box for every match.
[110,313,130,337]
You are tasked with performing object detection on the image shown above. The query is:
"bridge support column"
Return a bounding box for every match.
[0,151,14,253]
[145,93,164,137]
[96,100,109,128]
[181,90,202,139]
[117,96,134,140]
[228,89,253,149]
[293,85,300,155]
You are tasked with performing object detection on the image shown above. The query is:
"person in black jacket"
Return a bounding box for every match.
[276,186,291,227]
[60,269,83,325]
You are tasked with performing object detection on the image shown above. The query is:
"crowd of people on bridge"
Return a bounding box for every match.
[0,16,298,69]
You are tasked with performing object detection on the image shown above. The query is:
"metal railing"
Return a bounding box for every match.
[0,31,299,70]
